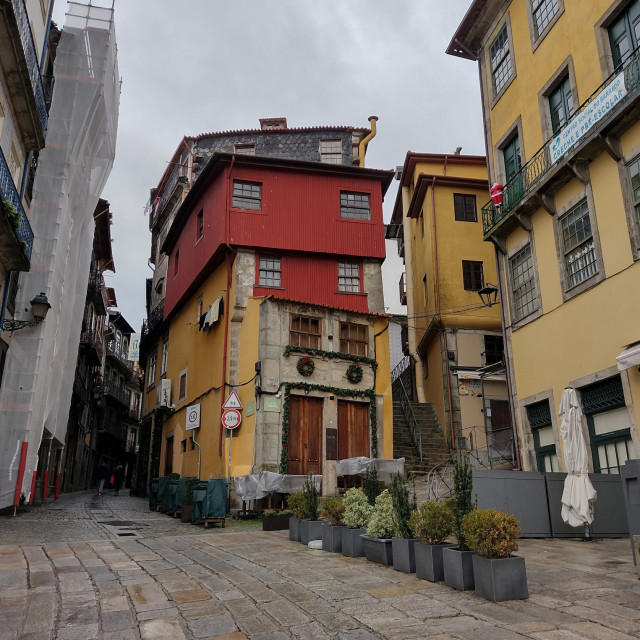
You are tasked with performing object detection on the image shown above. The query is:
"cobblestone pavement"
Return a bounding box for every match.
[1,490,639,640]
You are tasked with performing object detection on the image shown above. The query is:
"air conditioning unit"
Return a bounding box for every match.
[157,379,172,408]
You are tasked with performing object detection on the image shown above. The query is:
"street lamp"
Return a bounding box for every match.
[2,292,51,331]
[477,283,499,307]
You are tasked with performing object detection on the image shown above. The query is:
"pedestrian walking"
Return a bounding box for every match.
[113,464,124,496]
[95,462,108,496]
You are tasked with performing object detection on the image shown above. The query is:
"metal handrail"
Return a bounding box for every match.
[482,45,640,234]
[394,375,423,461]
[0,146,33,260]
[391,354,411,382]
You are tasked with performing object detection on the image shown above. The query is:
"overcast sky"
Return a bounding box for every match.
[52,1,485,329]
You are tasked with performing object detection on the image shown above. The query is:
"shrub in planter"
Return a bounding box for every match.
[462,508,528,601]
[362,489,394,565]
[2,199,20,230]
[302,473,319,521]
[364,464,380,506]
[262,508,292,531]
[287,490,306,541]
[409,500,455,581]
[388,473,417,573]
[342,488,372,557]
[320,497,345,552]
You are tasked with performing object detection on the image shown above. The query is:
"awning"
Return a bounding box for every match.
[617,341,640,371]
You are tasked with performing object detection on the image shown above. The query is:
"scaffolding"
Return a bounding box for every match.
[0,2,119,508]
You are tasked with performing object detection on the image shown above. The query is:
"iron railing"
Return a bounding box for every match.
[106,340,134,371]
[462,425,515,470]
[391,354,411,382]
[103,379,130,407]
[0,146,33,260]
[482,46,640,235]
[143,301,165,335]
[394,375,422,461]
[11,0,48,135]
[150,160,187,229]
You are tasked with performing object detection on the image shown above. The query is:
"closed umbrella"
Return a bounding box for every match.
[559,388,597,534]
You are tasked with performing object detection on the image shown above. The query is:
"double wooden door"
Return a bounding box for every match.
[337,400,370,460]
[287,396,323,475]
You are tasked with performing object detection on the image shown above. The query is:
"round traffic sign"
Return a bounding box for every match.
[221,408,242,430]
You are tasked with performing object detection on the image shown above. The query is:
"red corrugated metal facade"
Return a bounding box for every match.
[164,161,390,317]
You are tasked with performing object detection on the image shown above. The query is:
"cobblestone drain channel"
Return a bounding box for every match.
[87,501,149,540]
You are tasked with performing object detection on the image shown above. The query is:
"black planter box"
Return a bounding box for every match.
[263,514,290,531]
[322,523,345,552]
[391,537,417,573]
[415,542,456,582]
[289,517,301,542]
[342,527,366,557]
[300,519,324,545]
[472,555,528,601]
[443,546,477,591]
[362,535,393,566]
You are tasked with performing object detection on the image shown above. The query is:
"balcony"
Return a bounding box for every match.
[102,379,130,408]
[106,340,134,374]
[79,326,103,366]
[149,160,189,230]
[88,270,109,315]
[143,300,165,336]
[482,48,640,240]
[98,416,125,440]
[0,0,49,149]
[397,232,405,258]
[0,147,33,269]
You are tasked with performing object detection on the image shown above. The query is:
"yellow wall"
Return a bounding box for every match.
[374,317,394,458]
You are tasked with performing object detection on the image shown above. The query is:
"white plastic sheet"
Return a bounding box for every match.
[233,472,322,501]
[334,457,405,483]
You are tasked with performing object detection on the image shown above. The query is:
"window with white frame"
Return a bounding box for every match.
[532,0,560,39]
[232,180,262,210]
[340,192,371,220]
[147,353,157,388]
[338,260,360,292]
[490,24,513,95]
[258,254,281,287]
[320,140,342,164]
[627,154,640,229]
[161,339,169,376]
[509,244,539,321]
[560,199,597,288]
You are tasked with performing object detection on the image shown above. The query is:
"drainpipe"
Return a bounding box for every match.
[191,429,202,479]
[358,116,378,168]
[402,186,426,402]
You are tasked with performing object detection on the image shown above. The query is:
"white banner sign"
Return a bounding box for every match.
[186,403,201,430]
[551,72,627,164]
[128,333,140,362]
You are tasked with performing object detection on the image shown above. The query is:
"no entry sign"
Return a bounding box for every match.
[221,408,241,430]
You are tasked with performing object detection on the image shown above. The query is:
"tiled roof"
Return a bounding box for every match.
[257,295,391,318]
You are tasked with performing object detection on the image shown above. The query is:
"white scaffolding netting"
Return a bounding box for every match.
[0,2,119,508]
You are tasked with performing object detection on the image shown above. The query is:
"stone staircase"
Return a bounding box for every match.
[393,401,451,476]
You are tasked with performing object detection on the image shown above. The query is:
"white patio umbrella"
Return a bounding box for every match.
[559,388,597,533]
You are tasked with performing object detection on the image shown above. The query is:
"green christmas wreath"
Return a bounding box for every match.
[346,363,363,384]
[296,356,315,377]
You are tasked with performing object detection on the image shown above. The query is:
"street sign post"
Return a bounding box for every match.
[186,403,201,430]
[221,408,241,430]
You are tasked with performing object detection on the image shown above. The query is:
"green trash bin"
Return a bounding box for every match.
[149,477,160,509]
[191,482,209,521]
[192,479,227,522]
[166,478,180,512]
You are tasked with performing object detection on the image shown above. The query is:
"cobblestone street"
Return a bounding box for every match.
[1,490,639,640]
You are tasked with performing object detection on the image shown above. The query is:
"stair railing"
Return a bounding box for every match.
[394,375,423,462]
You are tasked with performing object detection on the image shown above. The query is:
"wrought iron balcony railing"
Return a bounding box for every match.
[150,160,188,229]
[482,47,640,236]
[102,379,130,407]
[106,340,134,371]
[11,0,48,136]
[0,146,33,261]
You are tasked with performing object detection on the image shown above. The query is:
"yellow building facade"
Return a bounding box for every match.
[449,0,640,473]
[389,153,511,463]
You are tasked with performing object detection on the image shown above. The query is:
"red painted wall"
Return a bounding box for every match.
[165,164,387,317]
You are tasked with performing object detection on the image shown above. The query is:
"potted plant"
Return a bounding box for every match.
[462,508,528,601]
[389,473,418,573]
[443,454,476,590]
[362,489,395,565]
[364,463,380,506]
[341,487,373,557]
[262,508,292,531]
[299,473,324,545]
[181,476,199,523]
[287,490,306,542]
[409,500,455,581]
[320,497,345,552]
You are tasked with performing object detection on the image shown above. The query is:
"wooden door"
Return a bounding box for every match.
[489,400,512,454]
[287,396,323,475]
[337,400,370,460]
[164,436,174,476]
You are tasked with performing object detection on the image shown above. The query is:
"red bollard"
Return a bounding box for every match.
[12,442,28,510]
[43,470,49,500]
[55,473,61,500]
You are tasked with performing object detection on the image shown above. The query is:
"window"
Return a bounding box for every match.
[454,194,477,222]
[490,25,513,95]
[532,0,560,38]
[290,314,321,349]
[174,251,179,277]
[161,339,168,375]
[340,192,370,220]
[526,401,559,472]
[196,210,203,240]
[340,322,368,356]
[609,0,640,69]
[147,353,157,388]
[232,180,262,210]
[549,75,574,135]
[560,199,597,288]
[8,143,21,185]
[320,140,342,164]
[178,370,187,402]
[422,274,427,307]
[258,254,281,287]
[628,155,640,238]
[234,143,255,155]
[462,260,484,291]
[338,260,361,292]
[510,244,539,321]
[484,335,504,365]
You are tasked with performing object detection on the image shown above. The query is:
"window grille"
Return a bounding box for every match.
[532,0,560,38]
[258,254,281,287]
[338,261,360,292]
[490,25,513,94]
[340,192,370,220]
[510,244,539,320]
[561,199,597,288]
[232,180,262,210]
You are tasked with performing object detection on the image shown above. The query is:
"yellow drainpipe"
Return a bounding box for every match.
[358,116,378,167]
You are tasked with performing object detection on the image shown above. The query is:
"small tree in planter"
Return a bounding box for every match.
[299,474,323,545]
[342,488,373,557]
[443,454,476,590]
[287,490,306,542]
[320,497,345,552]
[363,489,395,565]
[462,509,528,601]
[388,473,418,573]
[181,477,199,523]
[409,500,455,581]
[364,464,380,506]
